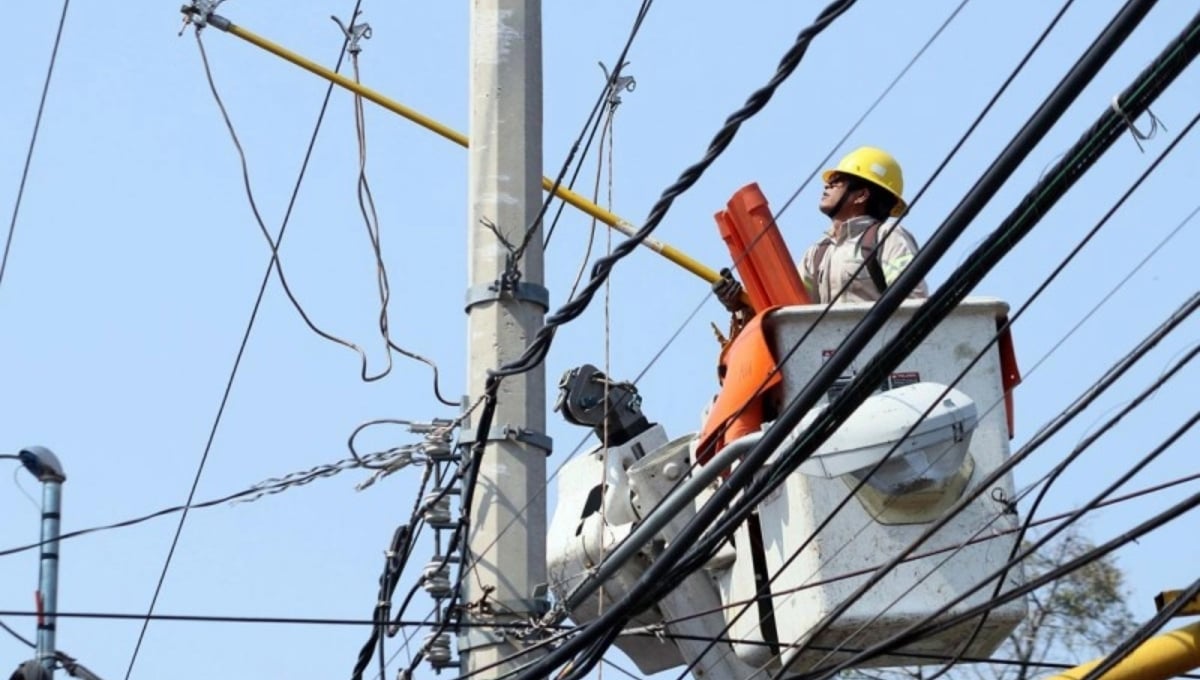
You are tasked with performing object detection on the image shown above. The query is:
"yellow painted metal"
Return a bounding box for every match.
[1042,621,1200,680]
[1156,589,1200,617]
[215,17,724,286]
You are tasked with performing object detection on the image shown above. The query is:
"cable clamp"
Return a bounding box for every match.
[464,280,549,313]
[599,61,637,108]
[457,424,553,456]
[179,0,225,32]
[1111,94,1166,152]
[331,12,372,55]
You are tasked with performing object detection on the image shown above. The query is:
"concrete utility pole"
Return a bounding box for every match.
[462,0,547,678]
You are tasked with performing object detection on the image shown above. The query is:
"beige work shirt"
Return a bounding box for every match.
[799,216,929,304]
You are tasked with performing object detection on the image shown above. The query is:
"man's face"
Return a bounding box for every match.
[819,173,852,217]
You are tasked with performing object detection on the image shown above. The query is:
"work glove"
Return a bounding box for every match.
[713,268,748,313]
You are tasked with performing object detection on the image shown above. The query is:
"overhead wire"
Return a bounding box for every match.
[424,0,972,639]
[122,11,366,676]
[797,417,1200,680]
[0,0,71,295]
[657,467,1200,628]
[661,2,1083,671]
[700,102,1200,680]
[780,345,1200,679]
[340,12,460,404]
[535,2,1174,674]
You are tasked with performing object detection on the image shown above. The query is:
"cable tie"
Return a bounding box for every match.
[1110,94,1166,152]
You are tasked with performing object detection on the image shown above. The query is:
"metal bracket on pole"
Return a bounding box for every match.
[464,281,549,313]
[458,629,508,653]
[458,425,553,456]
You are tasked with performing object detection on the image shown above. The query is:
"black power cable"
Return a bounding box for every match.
[527,1,1163,676]
[767,106,1200,680]
[0,0,71,295]
[799,414,1200,680]
[122,6,366,678]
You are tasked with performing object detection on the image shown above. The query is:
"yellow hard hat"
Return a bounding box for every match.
[822,146,906,216]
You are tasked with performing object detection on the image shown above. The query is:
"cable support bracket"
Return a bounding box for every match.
[464,279,549,313]
[457,424,552,456]
[330,12,372,55]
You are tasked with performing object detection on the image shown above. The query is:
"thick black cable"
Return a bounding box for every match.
[666,3,1084,672]
[122,12,364,678]
[788,344,1200,678]
[0,0,70,295]
[674,0,1180,597]
[797,415,1200,679]
[737,15,1200,671]
[788,105,1200,680]
[660,468,1200,628]
[493,0,856,386]
[533,3,1163,676]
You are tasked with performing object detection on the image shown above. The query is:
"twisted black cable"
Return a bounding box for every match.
[495,0,857,383]
[549,4,1173,673]
[552,4,1162,670]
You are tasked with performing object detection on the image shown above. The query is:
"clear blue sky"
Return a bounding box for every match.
[2,1,1198,678]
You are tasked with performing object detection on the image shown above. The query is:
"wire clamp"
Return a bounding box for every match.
[1110,94,1166,152]
[178,0,225,33]
[331,11,373,55]
[464,280,549,313]
[599,61,637,108]
[458,424,553,456]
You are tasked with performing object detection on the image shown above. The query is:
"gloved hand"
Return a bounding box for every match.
[713,268,748,313]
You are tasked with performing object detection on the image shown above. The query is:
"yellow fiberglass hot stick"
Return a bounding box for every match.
[200,12,724,287]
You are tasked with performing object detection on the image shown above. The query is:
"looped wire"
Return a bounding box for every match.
[1111,94,1167,153]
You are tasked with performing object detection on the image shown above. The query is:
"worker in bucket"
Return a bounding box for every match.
[715,146,928,309]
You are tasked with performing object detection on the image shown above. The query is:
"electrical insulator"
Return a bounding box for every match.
[423,437,455,461]
[422,492,455,529]
[422,559,452,599]
[423,632,454,667]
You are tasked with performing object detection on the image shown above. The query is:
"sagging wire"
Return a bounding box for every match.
[122,10,368,675]
[193,7,456,404]
[333,12,460,406]
[540,4,1178,674]
[695,103,1200,680]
